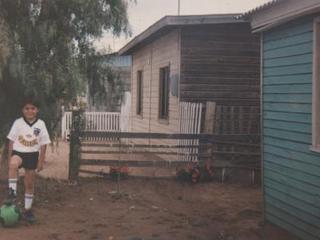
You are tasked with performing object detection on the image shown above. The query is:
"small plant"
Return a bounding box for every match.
[176,161,213,183]
[109,166,129,180]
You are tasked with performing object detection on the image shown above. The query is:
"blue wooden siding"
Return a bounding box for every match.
[263,16,320,240]
[110,55,132,67]
[103,55,132,67]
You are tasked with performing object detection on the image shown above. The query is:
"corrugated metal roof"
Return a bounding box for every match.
[242,0,320,32]
[240,0,283,19]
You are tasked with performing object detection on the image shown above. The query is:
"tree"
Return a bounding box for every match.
[0,18,10,80]
[86,54,125,112]
[0,0,130,144]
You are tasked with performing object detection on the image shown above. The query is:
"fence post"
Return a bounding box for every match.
[69,110,82,181]
[198,134,211,166]
[201,102,216,164]
[204,102,216,134]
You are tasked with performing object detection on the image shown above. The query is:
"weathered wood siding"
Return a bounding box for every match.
[180,23,260,106]
[130,30,180,134]
[262,16,320,240]
[179,23,261,168]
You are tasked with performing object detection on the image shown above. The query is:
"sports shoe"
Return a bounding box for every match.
[23,210,36,223]
[4,188,17,205]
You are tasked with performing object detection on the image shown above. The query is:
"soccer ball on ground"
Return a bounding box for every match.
[0,203,21,227]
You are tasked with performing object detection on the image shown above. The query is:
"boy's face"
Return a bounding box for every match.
[22,103,39,121]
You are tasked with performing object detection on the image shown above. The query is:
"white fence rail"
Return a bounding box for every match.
[84,112,120,131]
[61,112,72,139]
[179,102,204,162]
[61,111,121,139]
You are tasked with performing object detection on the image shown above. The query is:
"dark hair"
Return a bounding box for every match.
[21,96,40,108]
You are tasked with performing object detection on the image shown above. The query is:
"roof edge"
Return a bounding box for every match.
[119,14,245,55]
[239,0,282,19]
[252,5,320,32]
[242,0,320,32]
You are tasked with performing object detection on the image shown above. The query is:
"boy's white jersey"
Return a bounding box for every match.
[7,117,51,152]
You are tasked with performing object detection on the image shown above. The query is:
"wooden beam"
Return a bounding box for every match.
[81,143,203,149]
[214,141,260,148]
[211,151,260,156]
[80,159,186,168]
[82,132,211,140]
[204,101,216,134]
[80,150,200,156]
[78,169,107,176]
[81,132,259,143]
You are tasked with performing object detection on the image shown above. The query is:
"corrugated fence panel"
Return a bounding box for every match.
[263,16,320,240]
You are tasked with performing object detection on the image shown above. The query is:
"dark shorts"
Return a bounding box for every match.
[12,150,39,170]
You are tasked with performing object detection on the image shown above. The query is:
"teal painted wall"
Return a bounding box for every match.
[263,15,320,240]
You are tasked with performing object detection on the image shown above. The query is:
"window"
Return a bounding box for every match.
[312,17,320,151]
[136,70,143,116]
[159,66,170,119]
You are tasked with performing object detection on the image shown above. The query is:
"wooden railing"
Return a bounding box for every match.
[69,129,214,181]
[69,121,260,181]
[67,103,261,182]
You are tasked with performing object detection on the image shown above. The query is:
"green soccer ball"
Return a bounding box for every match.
[0,203,21,227]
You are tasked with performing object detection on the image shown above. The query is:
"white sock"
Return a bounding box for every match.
[25,193,34,210]
[8,178,18,195]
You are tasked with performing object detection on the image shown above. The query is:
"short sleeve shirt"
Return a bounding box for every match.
[7,117,51,152]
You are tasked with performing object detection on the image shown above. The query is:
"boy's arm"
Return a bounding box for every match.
[37,144,47,172]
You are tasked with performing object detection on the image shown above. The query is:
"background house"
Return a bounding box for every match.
[119,14,261,168]
[245,0,320,239]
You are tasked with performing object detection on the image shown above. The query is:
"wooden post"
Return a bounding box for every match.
[248,106,253,134]
[69,110,82,181]
[201,102,216,165]
[215,106,221,134]
[204,102,216,134]
[239,106,244,133]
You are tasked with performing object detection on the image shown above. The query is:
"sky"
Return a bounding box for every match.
[94,0,271,52]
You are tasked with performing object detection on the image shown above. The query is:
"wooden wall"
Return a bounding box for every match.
[180,23,260,107]
[262,15,320,240]
[179,23,261,169]
[130,30,180,135]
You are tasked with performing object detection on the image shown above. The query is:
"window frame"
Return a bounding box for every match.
[311,17,320,152]
[159,66,170,120]
[136,70,143,117]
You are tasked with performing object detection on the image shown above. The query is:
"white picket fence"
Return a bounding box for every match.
[61,112,72,139]
[61,112,121,139]
[84,112,120,131]
[179,102,204,162]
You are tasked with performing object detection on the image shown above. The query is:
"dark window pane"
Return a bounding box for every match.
[159,66,170,119]
[137,70,143,115]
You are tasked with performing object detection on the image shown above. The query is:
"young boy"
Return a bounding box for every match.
[6,97,51,223]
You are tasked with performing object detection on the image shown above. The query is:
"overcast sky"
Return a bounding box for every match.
[94,0,271,52]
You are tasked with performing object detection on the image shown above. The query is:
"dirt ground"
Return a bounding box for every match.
[0,141,297,240]
[38,141,70,180]
[0,176,297,240]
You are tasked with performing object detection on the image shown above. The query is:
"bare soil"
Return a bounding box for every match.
[0,177,297,240]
